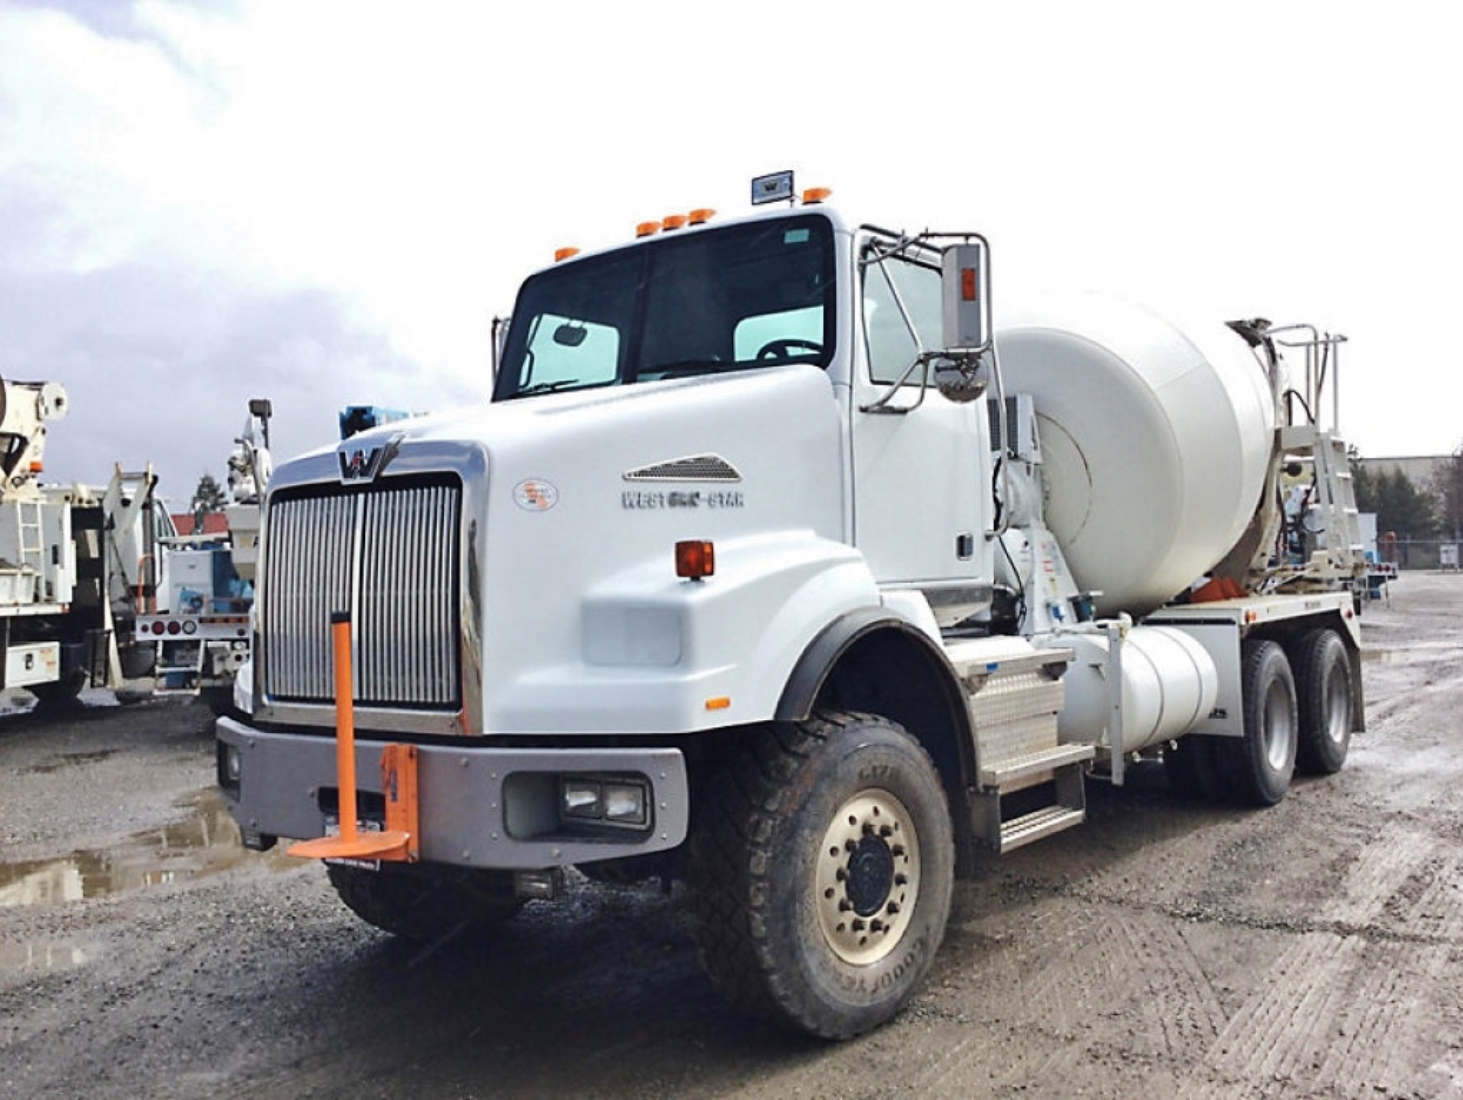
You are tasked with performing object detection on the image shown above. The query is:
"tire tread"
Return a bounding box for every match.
[687,711,951,1038]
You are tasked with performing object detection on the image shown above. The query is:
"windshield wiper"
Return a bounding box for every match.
[638,358,733,380]
[515,379,580,396]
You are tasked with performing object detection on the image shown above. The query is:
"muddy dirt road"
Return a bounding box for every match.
[3,574,1462,1099]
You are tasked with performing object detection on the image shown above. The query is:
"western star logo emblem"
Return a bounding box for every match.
[336,431,405,484]
[338,446,383,482]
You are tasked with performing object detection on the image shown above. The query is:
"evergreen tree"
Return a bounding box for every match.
[1432,444,1463,540]
[1370,467,1437,539]
[191,472,227,512]
[1352,450,1439,539]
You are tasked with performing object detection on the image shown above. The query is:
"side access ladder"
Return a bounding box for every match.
[947,642,1093,853]
[1268,324,1365,592]
[1275,424,1367,591]
[1309,430,1365,578]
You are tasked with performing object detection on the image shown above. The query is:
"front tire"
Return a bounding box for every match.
[688,712,954,1039]
[1291,628,1354,775]
[1219,639,1298,805]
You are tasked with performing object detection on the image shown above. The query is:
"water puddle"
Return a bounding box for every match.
[1362,643,1460,664]
[0,789,293,916]
[1363,649,1402,664]
[20,749,121,774]
[0,941,91,973]
[0,687,124,717]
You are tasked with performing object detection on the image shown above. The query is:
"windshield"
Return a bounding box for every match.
[494,213,836,400]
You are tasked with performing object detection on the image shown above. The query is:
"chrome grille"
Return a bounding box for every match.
[262,478,461,708]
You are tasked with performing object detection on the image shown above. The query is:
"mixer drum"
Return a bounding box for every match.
[996,294,1276,618]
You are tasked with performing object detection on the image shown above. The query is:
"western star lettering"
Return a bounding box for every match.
[622,490,744,510]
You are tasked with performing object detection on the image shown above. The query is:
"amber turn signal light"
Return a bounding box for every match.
[676,539,715,580]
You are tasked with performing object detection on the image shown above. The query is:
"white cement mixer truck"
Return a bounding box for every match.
[216,174,1365,1039]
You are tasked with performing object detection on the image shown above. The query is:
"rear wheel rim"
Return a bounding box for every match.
[1323,663,1351,747]
[1263,677,1295,772]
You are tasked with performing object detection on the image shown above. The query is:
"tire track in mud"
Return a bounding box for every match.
[908,1023,1091,1097]
[1116,912,1228,1066]
[915,891,1228,1093]
[911,901,1114,1093]
[1177,823,1457,1097]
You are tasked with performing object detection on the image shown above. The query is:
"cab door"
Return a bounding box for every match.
[850,236,993,623]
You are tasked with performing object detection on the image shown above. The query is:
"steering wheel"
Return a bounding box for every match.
[756,338,824,360]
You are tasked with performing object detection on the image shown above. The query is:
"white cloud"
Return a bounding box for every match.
[1,0,1460,488]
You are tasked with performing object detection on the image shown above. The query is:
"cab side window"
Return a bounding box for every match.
[862,251,942,385]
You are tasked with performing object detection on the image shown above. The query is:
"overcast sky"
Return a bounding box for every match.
[2,0,1458,501]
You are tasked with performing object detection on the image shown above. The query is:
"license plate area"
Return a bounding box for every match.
[322,814,383,871]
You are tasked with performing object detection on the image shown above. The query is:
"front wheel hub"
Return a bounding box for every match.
[815,789,921,965]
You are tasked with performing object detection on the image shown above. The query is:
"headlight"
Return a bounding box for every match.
[559,776,649,828]
[217,742,242,792]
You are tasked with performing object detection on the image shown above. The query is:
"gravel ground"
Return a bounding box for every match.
[2,572,1461,1099]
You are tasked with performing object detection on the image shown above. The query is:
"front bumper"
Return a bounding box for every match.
[215,716,690,870]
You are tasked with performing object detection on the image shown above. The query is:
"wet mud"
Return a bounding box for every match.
[2,574,1462,1099]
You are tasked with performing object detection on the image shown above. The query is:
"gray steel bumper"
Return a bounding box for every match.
[215,716,689,870]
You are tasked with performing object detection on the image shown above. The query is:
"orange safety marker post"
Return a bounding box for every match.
[289,612,414,861]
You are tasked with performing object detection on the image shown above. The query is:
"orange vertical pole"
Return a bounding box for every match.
[330,611,359,844]
[289,610,413,861]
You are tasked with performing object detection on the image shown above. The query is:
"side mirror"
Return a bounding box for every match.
[941,241,991,354]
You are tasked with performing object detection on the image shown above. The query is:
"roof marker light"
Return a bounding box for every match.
[687,208,716,225]
[802,187,832,205]
[554,247,580,262]
[636,220,662,238]
[662,214,688,231]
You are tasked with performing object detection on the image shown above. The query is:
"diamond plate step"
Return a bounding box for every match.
[979,743,1096,791]
[999,804,1087,852]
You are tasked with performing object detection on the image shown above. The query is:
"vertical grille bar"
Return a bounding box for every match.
[262,478,461,708]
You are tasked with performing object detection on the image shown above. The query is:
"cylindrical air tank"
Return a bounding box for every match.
[995,294,1276,618]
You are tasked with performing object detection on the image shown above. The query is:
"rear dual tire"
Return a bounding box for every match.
[1170,630,1353,805]
[1292,628,1354,775]
[1218,639,1298,806]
